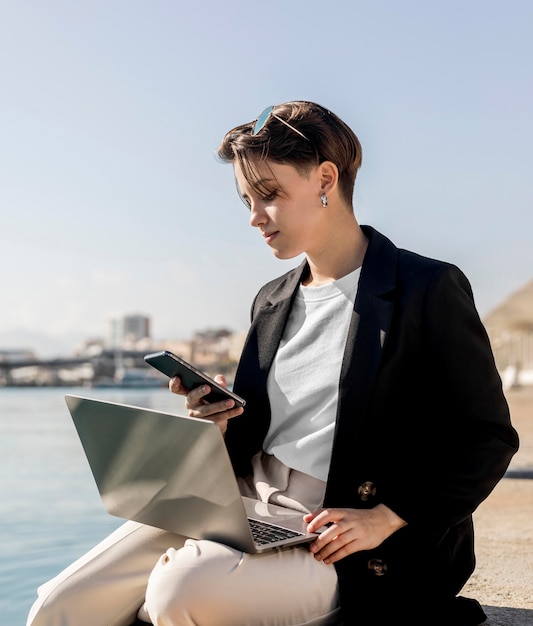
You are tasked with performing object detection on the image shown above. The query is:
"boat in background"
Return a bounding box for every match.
[91,367,165,388]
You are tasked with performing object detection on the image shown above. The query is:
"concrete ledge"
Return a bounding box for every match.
[460,477,533,621]
[483,605,533,625]
[504,468,533,479]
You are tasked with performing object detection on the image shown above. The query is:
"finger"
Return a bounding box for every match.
[306,508,342,533]
[303,508,324,524]
[311,525,357,562]
[213,374,227,387]
[186,384,213,409]
[188,400,243,420]
[309,523,341,554]
[318,539,360,565]
[169,376,188,395]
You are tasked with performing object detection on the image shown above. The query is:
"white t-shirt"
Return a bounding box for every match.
[264,267,360,481]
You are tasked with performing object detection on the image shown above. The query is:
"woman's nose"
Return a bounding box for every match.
[249,202,266,228]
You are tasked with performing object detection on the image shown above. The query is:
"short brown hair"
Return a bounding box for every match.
[217,101,363,205]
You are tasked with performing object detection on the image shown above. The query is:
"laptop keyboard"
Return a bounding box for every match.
[248,517,304,545]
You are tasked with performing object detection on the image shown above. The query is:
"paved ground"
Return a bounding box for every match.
[461,385,533,625]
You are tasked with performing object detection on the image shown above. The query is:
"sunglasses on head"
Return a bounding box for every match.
[252,105,309,141]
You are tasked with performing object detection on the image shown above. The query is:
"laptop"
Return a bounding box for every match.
[65,395,320,553]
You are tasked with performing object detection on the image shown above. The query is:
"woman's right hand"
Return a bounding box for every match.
[169,374,244,434]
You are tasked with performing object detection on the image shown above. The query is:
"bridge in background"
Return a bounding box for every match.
[0,350,152,386]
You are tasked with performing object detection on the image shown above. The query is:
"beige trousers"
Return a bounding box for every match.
[26,453,340,626]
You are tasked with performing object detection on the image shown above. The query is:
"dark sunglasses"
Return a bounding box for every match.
[252,106,309,140]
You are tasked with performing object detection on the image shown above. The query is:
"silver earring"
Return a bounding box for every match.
[321,193,328,207]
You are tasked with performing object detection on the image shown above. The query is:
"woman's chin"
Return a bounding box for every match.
[270,247,303,261]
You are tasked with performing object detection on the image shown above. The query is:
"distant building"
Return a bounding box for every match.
[107,314,151,350]
[189,328,245,379]
[149,328,247,380]
[151,339,193,361]
[76,338,106,357]
[0,349,36,363]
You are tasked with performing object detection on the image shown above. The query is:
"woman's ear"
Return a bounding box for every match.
[318,161,339,196]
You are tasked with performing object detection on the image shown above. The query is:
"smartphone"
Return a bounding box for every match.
[143,350,246,407]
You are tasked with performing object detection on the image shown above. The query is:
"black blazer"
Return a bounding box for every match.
[226,226,519,624]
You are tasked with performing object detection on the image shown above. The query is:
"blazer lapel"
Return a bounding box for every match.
[233,261,306,397]
[326,227,398,498]
[340,225,398,393]
[253,261,307,374]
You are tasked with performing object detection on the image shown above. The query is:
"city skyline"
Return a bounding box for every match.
[1,2,532,358]
[3,272,533,359]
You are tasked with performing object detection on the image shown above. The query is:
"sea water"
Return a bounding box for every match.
[0,386,186,625]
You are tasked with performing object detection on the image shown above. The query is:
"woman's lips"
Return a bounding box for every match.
[263,231,278,245]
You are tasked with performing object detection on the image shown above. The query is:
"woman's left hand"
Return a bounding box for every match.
[304,504,407,565]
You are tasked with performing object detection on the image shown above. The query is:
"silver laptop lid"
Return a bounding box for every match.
[65,395,256,552]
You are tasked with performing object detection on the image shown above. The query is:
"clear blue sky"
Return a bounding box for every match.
[1,0,532,356]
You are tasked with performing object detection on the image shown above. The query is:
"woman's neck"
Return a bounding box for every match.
[302,217,368,287]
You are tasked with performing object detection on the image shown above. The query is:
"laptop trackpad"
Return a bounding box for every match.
[242,496,316,536]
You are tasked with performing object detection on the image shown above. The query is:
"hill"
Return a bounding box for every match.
[483,279,533,333]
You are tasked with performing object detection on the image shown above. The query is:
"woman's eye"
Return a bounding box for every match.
[262,191,278,202]
[239,195,251,210]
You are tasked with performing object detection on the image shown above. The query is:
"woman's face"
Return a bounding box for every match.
[234,159,326,260]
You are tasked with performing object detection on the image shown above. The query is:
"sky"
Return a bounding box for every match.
[1,0,532,357]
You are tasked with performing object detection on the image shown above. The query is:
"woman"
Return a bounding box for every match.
[27,101,518,626]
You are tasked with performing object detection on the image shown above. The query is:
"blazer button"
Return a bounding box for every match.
[368,558,387,576]
[357,481,376,501]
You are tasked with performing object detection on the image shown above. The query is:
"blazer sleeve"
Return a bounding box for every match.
[379,263,519,527]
